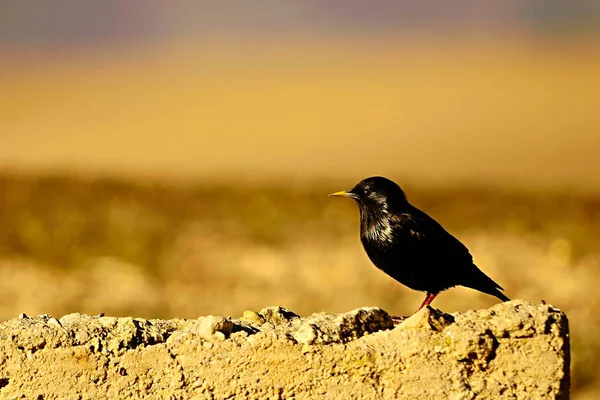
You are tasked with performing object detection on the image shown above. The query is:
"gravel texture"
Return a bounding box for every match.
[0,300,569,399]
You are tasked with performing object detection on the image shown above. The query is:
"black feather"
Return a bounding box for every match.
[332,176,510,309]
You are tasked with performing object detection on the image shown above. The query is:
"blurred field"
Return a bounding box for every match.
[0,173,599,396]
[1,38,600,187]
[2,34,600,398]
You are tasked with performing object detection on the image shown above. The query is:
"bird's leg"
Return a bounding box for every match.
[417,292,438,311]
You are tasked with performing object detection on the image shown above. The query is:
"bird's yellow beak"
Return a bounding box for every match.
[328,190,356,198]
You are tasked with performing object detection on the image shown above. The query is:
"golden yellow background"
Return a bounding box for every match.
[3,38,599,187]
[1,3,600,397]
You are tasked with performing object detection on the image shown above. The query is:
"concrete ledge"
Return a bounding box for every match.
[0,300,569,399]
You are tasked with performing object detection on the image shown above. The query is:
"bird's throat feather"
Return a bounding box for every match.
[361,210,395,246]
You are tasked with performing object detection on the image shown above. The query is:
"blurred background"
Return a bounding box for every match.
[1,1,600,397]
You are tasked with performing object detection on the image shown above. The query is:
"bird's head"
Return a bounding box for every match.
[329,176,408,214]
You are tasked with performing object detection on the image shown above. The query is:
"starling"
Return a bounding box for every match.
[330,176,509,311]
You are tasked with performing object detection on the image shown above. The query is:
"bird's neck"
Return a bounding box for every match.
[359,207,394,246]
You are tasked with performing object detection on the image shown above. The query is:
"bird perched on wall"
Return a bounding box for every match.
[329,176,509,312]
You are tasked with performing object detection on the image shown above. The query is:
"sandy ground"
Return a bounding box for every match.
[0,175,598,397]
[0,301,569,399]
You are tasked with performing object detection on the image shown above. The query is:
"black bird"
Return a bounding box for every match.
[329,176,509,311]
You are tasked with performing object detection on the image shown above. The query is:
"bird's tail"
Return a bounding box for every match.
[488,287,510,302]
[464,264,510,302]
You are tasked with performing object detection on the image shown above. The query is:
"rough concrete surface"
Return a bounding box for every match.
[0,300,569,399]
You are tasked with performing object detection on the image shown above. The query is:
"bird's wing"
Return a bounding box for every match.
[392,206,506,295]
[391,206,474,265]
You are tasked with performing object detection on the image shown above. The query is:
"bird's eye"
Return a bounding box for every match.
[362,188,371,196]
